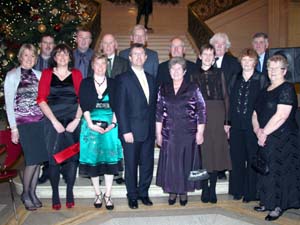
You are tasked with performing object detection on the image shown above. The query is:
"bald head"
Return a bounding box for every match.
[100,34,118,57]
[170,37,185,57]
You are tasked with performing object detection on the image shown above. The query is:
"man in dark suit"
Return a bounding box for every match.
[115,43,156,209]
[157,37,197,86]
[252,32,269,76]
[100,33,129,79]
[119,24,159,78]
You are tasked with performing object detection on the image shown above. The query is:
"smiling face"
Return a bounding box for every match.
[213,38,227,57]
[54,49,70,67]
[267,61,286,84]
[20,48,36,69]
[92,57,107,76]
[170,38,185,57]
[241,56,256,72]
[170,63,185,82]
[101,34,117,57]
[131,28,147,45]
[252,36,268,56]
[76,30,92,52]
[199,48,215,68]
[40,36,55,57]
[129,47,147,69]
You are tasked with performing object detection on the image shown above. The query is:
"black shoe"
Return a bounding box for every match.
[201,187,209,203]
[38,175,49,184]
[179,194,188,206]
[233,195,243,200]
[115,177,125,184]
[138,196,153,206]
[209,192,217,204]
[103,193,114,210]
[265,208,283,221]
[128,199,138,209]
[254,205,266,212]
[21,194,37,211]
[217,171,227,180]
[242,197,250,203]
[168,194,177,205]
[93,193,102,208]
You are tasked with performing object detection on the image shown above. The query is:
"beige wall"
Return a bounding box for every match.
[205,0,268,56]
[288,1,300,47]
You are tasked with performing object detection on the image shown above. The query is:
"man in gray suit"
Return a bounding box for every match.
[119,24,159,78]
[100,34,129,79]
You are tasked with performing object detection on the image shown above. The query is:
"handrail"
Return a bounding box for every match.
[188,0,247,50]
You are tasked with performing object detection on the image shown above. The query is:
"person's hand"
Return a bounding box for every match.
[88,123,106,134]
[123,132,134,143]
[102,124,115,134]
[257,129,267,147]
[196,131,204,145]
[156,134,162,147]
[52,121,65,133]
[224,125,231,139]
[11,129,19,144]
[66,118,81,133]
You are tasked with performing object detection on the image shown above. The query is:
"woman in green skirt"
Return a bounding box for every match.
[79,53,123,210]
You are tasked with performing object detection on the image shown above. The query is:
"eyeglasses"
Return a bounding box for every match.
[267,67,286,72]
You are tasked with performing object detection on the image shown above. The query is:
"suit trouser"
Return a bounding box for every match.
[122,136,155,200]
[229,128,258,200]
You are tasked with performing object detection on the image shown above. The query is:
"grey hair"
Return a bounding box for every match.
[209,32,231,50]
[168,56,186,71]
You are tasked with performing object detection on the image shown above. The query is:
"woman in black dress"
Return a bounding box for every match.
[37,44,83,210]
[156,57,206,206]
[191,44,231,203]
[252,55,300,221]
[228,48,268,202]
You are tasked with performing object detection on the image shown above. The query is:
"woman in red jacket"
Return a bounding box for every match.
[37,43,82,210]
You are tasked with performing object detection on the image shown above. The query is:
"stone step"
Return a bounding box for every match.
[13,175,229,198]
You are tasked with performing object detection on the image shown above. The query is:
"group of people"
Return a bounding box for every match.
[4,24,300,221]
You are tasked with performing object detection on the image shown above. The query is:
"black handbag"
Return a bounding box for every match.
[251,148,270,175]
[92,120,108,129]
[188,145,209,181]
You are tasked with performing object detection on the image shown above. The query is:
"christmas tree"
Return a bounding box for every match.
[0,0,91,120]
[0,0,91,83]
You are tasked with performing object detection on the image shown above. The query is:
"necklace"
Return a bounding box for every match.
[94,77,106,99]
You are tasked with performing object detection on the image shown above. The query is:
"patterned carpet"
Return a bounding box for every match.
[3,199,300,225]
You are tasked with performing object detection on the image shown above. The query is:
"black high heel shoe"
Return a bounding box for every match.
[168,193,177,205]
[94,193,102,208]
[30,192,42,208]
[21,194,37,211]
[179,194,188,206]
[103,193,114,210]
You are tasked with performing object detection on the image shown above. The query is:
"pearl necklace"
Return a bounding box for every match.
[94,77,106,99]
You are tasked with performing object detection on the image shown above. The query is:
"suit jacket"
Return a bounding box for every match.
[106,55,129,79]
[119,47,159,78]
[115,68,156,142]
[156,59,197,86]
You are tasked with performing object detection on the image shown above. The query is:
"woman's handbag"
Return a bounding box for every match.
[251,148,269,175]
[53,142,79,164]
[188,145,209,181]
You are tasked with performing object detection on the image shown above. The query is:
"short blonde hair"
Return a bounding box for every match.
[17,44,38,64]
[267,54,288,69]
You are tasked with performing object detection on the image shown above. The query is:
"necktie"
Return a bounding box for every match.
[107,58,112,77]
[78,53,87,78]
[256,56,262,72]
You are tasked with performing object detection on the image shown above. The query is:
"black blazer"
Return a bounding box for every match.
[156,59,197,87]
[79,77,116,113]
[106,55,129,79]
[115,68,156,142]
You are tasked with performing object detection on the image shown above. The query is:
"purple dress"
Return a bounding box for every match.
[156,80,206,194]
